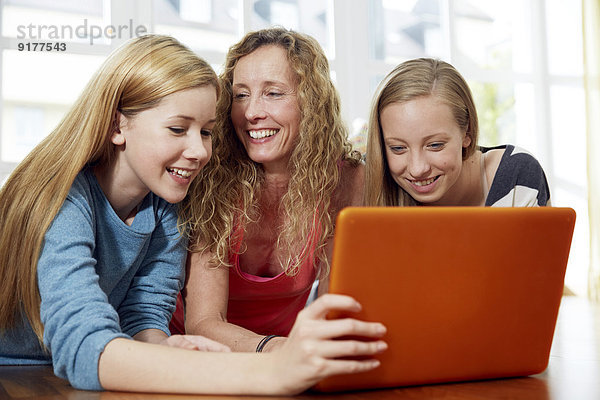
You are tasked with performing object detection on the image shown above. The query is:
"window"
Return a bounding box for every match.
[0,0,588,295]
[152,0,238,62]
[0,0,111,178]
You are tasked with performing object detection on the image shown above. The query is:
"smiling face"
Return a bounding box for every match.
[112,85,216,204]
[380,95,471,205]
[230,45,301,173]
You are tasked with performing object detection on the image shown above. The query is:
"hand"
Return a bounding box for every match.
[269,294,387,394]
[161,334,231,352]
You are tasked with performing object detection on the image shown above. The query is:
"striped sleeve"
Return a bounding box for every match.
[485,145,550,207]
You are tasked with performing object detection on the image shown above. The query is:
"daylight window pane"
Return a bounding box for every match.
[470,81,516,147]
[1,50,104,162]
[512,84,537,153]
[153,0,239,53]
[550,85,586,187]
[453,0,532,73]
[546,0,583,76]
[249,0,332,57]
[369,0,443,63]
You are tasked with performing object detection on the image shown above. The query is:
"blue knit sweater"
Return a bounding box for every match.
[0,168,187,390]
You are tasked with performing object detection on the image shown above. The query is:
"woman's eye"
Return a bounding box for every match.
[428,142,445,150]
[267,91,283,98]
[201,129,213,137]
[169,127,185,134]
[389,146,406,153]
[233,92,249,100]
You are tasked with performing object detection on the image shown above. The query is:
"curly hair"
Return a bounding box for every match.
[364,58,479,207]
[181,27,360,276]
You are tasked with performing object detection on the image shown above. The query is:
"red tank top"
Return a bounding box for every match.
[169,218,319,336]
[226,224,318,336]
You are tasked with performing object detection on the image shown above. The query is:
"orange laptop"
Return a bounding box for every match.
[315,206,576,392]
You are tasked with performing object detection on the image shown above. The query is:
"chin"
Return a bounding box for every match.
[158,192,188,204]
[246,151,273,163]
[406,191,438,205]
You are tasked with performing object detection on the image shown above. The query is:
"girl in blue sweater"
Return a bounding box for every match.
[0,34,386,395]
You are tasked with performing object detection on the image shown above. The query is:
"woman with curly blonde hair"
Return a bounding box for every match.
[173,27,366,353]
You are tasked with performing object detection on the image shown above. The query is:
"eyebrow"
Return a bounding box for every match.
[422,132,451,140]
[232,80,289,89]
[168,115,194,121]
[383,132,450,144]
[167,115,216,124]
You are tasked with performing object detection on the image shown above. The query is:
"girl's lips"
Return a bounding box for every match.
[166,167,196,185]
[166,167,193,178]
[407,176,439,194]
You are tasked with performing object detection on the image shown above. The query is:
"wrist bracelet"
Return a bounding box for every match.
[256,334,280,353]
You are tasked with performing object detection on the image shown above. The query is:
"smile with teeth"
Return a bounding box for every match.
[248,129,278,139]
[411,176,438,186]
[167,168,193,178]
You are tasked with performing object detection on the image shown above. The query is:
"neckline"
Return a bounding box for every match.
[480,151,489,203]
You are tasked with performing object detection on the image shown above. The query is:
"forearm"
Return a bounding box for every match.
[98,338,282,395]
[98,294,388,396]
[186,317,285,352]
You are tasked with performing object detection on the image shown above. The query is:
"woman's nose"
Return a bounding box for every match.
[244,96,267,121]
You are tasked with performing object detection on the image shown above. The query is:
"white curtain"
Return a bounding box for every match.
[583,0,600,301]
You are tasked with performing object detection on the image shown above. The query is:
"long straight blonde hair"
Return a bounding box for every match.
[364,58,479,206]
[0,34,218,342]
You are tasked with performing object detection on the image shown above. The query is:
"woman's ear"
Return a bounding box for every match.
[462,134,472,149]
[111,112,126,146]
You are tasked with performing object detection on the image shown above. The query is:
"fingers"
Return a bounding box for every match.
[300,294,362,320]
[316,357,382,377]
[288,321,387,363]
[162,335,198,350]
[295,317,386,341]
[308,338,387,359]
[164,335,231,352]
[291,307,386,344]
[286,309,387,365]
[181,335,231,352]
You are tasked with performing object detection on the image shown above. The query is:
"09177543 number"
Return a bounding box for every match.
[17,42,67,51]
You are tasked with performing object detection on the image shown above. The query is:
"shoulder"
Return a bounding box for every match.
[495,145,546,177]
[485,144,550,206]
[53,169,96,226]
[66,169,95,207]
[43,172,98,249]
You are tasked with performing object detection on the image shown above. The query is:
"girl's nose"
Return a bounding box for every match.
[408,151,431,178]
[183,134,211,165]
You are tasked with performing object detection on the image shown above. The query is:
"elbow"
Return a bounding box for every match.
[185,313,227,336]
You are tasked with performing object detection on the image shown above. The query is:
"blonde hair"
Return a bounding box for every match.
[364,58,479,206]
[0,34,218,342]
[181,27,359,275]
